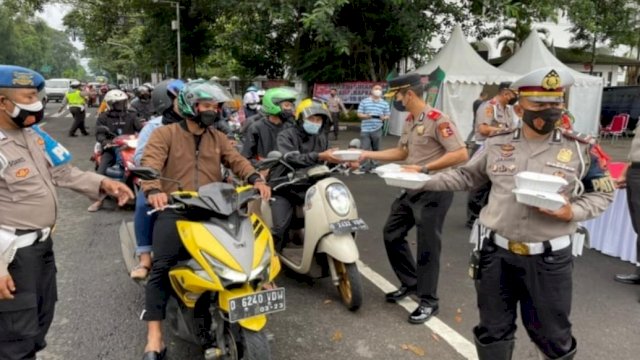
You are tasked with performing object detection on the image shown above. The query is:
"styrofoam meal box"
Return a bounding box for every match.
[512,188,566,211]
[373,163,403,175]
[380,172,431,190]
[514,171,568,193]
[333,149,362,161]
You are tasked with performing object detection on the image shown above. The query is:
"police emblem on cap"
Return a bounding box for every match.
[12,71,35,87]
[542,70,561,90]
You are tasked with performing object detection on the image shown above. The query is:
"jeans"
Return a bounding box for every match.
[360,129,382,171]
[133,189,155,255]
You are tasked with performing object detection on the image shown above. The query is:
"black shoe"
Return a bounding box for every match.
[385,285,416,303]
[614,273,640,285]
[142,348,166,360]
[408,305,439,324]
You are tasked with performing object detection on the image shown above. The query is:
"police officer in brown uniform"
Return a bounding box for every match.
[614,127,640,290]
[416,67,614,359]
[359,73,469,323]
[0,65,133,360]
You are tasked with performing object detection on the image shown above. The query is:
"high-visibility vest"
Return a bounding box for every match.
[65,90,85,106]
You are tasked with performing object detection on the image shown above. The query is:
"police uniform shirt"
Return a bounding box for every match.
[0,127,104,276]
[474,99,514,141]
[420,128,614,243]
[398,107,465,167]
[629,129,640,162]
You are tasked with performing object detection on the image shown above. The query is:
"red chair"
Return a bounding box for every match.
[600,114,629,143]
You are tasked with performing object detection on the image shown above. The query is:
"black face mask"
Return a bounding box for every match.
[279,109,295,123]
[4,99,45,128]
[522,108,563,135]
[508,95,519,106]
[393,100,406,112]
[194,110,219,128]
[111,101,127,112]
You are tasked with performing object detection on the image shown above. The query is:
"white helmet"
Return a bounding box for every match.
[70,80,81,88]
[104,89,129,110]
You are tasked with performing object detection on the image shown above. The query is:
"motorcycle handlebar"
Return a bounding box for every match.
[146,203,183,216]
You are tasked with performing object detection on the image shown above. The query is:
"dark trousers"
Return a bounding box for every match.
[68,107,88,136]
[330,112,340,139]
[0,237,57,360]
[142,211,190,321]
[97,148,116,175]
[466,183,491,225]
[627,166,640,268]
[383,190,453,306]
[271,190,305,251]
[475,243,574,359]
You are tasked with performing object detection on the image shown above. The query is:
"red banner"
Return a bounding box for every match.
[313,82,387,104]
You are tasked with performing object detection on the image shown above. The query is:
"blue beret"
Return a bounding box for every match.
[0,65,45,91]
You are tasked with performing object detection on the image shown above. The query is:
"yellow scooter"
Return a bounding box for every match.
[127,167,282,360]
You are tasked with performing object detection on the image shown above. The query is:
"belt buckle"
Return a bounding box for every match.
[508,240,530,255]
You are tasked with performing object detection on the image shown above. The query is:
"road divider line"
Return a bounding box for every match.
[356,260,478,360]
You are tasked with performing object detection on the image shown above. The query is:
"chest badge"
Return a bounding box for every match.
[500,144,515,157]
[557,148,573,163]
[15,167,30,178]
[416,125,425,136]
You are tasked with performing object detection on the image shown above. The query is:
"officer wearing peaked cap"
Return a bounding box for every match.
[0,65,133,360]
[417,67,614,360]
[359,73,469,323]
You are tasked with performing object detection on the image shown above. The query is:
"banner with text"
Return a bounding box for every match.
[313,82,388,104]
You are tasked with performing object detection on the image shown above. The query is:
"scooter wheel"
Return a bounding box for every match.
[333,260,363,311]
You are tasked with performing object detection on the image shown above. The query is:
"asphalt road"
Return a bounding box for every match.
[34,107,640,360]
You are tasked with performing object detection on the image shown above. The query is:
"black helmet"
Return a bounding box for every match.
[152,79,185,114]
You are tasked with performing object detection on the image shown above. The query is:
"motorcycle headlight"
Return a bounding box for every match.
[326,183,351,216]
[249,246,271,281]
[201,251,248,283]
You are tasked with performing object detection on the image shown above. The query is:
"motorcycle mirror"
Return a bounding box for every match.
[348,138,361,149]
[267,151,283,160]
[130,167,160,180]
[283,151,300,161]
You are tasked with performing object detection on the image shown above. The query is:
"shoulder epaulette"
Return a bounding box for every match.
[561,129,596,145]
[488,128,516,138]
[426,109,442,121]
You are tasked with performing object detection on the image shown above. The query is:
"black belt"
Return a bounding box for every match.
[631,162,640,170]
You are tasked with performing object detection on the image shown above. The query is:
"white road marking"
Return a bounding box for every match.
[356,260,478,360]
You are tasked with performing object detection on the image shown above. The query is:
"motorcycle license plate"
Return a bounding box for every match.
[329,218,369,234]
[228,288,286,323]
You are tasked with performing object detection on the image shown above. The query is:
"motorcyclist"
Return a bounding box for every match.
[241,87,298,165]
[130,84,155,122]
[139,80,271,359]
[130,79,185,280]
[269,98,341,251]
[88,89,143,212]
[243,85,260,118]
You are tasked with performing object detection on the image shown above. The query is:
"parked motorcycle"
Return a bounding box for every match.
[257,152,367,311]
[120,167,282,360]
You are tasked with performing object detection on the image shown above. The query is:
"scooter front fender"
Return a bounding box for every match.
[317,233,359,263]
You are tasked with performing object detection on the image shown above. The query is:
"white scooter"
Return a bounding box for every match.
[257,151,367,311]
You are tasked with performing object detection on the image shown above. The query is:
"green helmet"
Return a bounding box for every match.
[262,87,299,116]
[177,80,232,117]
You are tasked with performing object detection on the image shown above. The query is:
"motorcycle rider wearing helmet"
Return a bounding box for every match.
[56,79,89,137]
[269,98,342,250]
[241,87,298,165]
[243,85,260,118]
[129,78,184,280]
[139,80,271,360]
[130,84,155,122]
[87,90,143,212]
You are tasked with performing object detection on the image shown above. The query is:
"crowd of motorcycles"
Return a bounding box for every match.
[87,97,368,360]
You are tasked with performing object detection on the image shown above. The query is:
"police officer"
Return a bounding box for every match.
[0,65,134,360]
[466,82,519,227]
[417,67,614,359]
[56,79,89,137]
[358,73,468,323]
[614,127,640,290]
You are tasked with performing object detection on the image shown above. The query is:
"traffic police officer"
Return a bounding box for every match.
[56,79,89,137]
[359,73,468,324]
[466,82,519,227]
[0,65,133,360]
[418,67,614,359]
[614,125,640,291]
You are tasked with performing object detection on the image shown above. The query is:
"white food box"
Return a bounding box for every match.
[512,188,566,211]
[380,172,431,190]
[514,171,568,193]
[373,163,403,175]
[333,149,362,161]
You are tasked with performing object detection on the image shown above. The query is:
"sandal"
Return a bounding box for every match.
[130,264,151,280]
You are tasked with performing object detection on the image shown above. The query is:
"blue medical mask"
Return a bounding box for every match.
[302,120,321,135]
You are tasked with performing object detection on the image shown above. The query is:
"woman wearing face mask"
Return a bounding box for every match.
[267,98,341,250]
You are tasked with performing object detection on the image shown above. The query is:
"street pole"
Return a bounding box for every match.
[176,1,181,79]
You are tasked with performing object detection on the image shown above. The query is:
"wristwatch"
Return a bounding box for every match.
[420,166,430,174]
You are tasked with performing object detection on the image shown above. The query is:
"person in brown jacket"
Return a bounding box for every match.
[138,81,271,360]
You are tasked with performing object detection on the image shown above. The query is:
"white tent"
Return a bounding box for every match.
[499,31,604,135]
[388,25,518,138]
